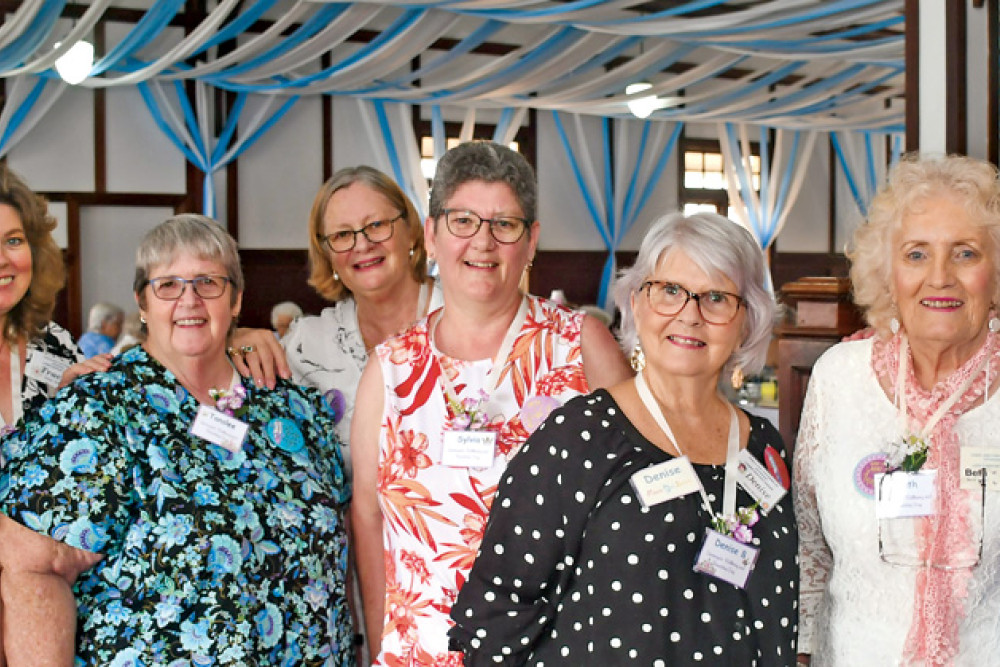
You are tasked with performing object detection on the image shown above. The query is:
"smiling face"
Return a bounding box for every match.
[632,249,745,384]
[323,181,415,299]
[0,204,33,321]
[891,193,998,360]
[425,180,539,310]
[139,254,241,366]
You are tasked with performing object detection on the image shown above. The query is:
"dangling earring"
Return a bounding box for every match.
[731,365,745,390]
[333,271,340,282]
[889,317,900,335]
[140,315,146,325]
[629,343,646,372]
[990,315,1000,334]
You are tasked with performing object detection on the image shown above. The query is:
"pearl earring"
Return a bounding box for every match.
[333,271,340,282]
[890,317,900,335]
[990,317,1000,334]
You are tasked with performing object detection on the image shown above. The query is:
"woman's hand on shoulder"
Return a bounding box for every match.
[58,353,113,388]
[229,328,291,389]
[580,314,633,390]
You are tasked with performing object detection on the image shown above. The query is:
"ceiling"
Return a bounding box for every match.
[1,0,906,131]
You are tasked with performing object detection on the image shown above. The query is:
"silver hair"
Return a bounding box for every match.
[133,214,244,307]
[612,211,777,376]
[270,301,303,327]
[428,141,537,222]
[87,301,124,332]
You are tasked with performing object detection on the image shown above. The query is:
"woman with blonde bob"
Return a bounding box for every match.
[449,212,796,664]
[796,154,1000,665]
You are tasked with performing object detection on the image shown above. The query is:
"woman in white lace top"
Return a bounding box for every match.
[795,154,1000,666]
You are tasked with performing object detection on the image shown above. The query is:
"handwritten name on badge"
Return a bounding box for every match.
[734,449,787,514]
[24,351,71,387]
[693,528,759,589]
[442,430,496,468]
[875,470,937,518]
[190,405,249,453]
[630,457,702,509]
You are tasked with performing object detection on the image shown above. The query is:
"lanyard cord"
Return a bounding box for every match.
[635,370,740,518]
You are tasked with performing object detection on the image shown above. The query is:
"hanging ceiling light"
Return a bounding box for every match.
[54,40,94,85]
[626,81,660,119]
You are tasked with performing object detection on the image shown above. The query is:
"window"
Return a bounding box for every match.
[680,138,760,219]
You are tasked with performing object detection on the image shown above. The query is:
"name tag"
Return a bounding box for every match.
[190,405,249,453]
[875,470,937,518]
[629,456,702,509]
[960,447,1000,491]
[24,351,72,389]
[442,430,496,468]
[734,449,787,514]
[692,528,759,589]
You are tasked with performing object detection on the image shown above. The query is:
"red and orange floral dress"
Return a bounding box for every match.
[372,295,589,666]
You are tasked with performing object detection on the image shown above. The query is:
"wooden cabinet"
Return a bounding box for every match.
[777,277,865,451]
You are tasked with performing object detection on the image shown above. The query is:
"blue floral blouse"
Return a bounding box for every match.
[0,346,353,666]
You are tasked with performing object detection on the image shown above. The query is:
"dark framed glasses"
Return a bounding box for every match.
[441,209,529,244]
[147,275,232,300]
[641,280,744,325]
[320,213,402,253]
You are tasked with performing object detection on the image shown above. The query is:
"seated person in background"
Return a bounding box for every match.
[77,302,124,357]
[270,300,303,339]
[110,311,144,355]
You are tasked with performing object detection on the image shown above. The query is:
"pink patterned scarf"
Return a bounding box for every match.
[871,332,997,666]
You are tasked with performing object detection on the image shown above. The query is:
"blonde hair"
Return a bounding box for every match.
[848,154,1000,335]
[307,167,427,302]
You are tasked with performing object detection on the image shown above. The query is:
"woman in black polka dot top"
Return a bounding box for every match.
[449,212,798,665]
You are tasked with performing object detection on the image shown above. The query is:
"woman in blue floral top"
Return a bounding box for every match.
[0,214,353,665]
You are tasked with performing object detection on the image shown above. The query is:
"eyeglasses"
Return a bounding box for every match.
[641,280,744,325]
[147,275,232,300]
[441,209,529,244]
[320,213,402,253]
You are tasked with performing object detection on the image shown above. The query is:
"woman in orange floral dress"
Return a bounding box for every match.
[350,141,632,666]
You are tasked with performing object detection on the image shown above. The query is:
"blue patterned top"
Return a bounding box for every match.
[0,346,353,666]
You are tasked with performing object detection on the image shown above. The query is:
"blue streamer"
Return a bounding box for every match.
[724,124,761,234]
[0,0,66,71]
[137,82,206,168]
[769,131,801,243]
[431,106,446,160]
[551,111,608,247]
[0,77,49,155]
[830,132,867,216]
[194,0,285,56]
[494,108,516,144]
[90,0,186,76]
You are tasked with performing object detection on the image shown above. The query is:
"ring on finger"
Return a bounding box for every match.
[227,346,240,357]
[240,345,256,355]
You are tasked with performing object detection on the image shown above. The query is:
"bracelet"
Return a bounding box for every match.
[353,633,365,647]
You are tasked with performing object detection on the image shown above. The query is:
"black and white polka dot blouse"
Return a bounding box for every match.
[449,390,798,666]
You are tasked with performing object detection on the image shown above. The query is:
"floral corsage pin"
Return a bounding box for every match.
[209,384,248,419]
[885,434,929,473]
[711,503,760,544]
[447,389,491,431]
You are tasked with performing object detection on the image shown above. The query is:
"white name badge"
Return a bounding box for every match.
[24,351,72,388]
[875,470,937,518]
[190,405,249,453]
[629,456,702,509]
[692,528,760,589]
[960,447,1000,491]
[441,430,496,468]
[734,449,787,514]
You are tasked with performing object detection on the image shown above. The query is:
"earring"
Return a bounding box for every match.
[140,315,146,325]
[629,343,646,372]
[990,317,1000,334]
[889,317,900,335]
[409,247,415,258]
[731,365,745,390]
[333,271,340,282]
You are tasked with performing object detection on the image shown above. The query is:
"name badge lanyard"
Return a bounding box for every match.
[0,346,22,429]
[635,369,740,520]
[895,336,988,443]
[430,296,529,417]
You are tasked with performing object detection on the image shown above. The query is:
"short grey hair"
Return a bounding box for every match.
[87,302,124,332]
[428,141,537,222]
[270,301,303,327]
[613,211,776,376]
[133,214,244,307]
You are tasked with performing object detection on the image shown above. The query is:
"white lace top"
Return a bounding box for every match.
[794,339,1000,666]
